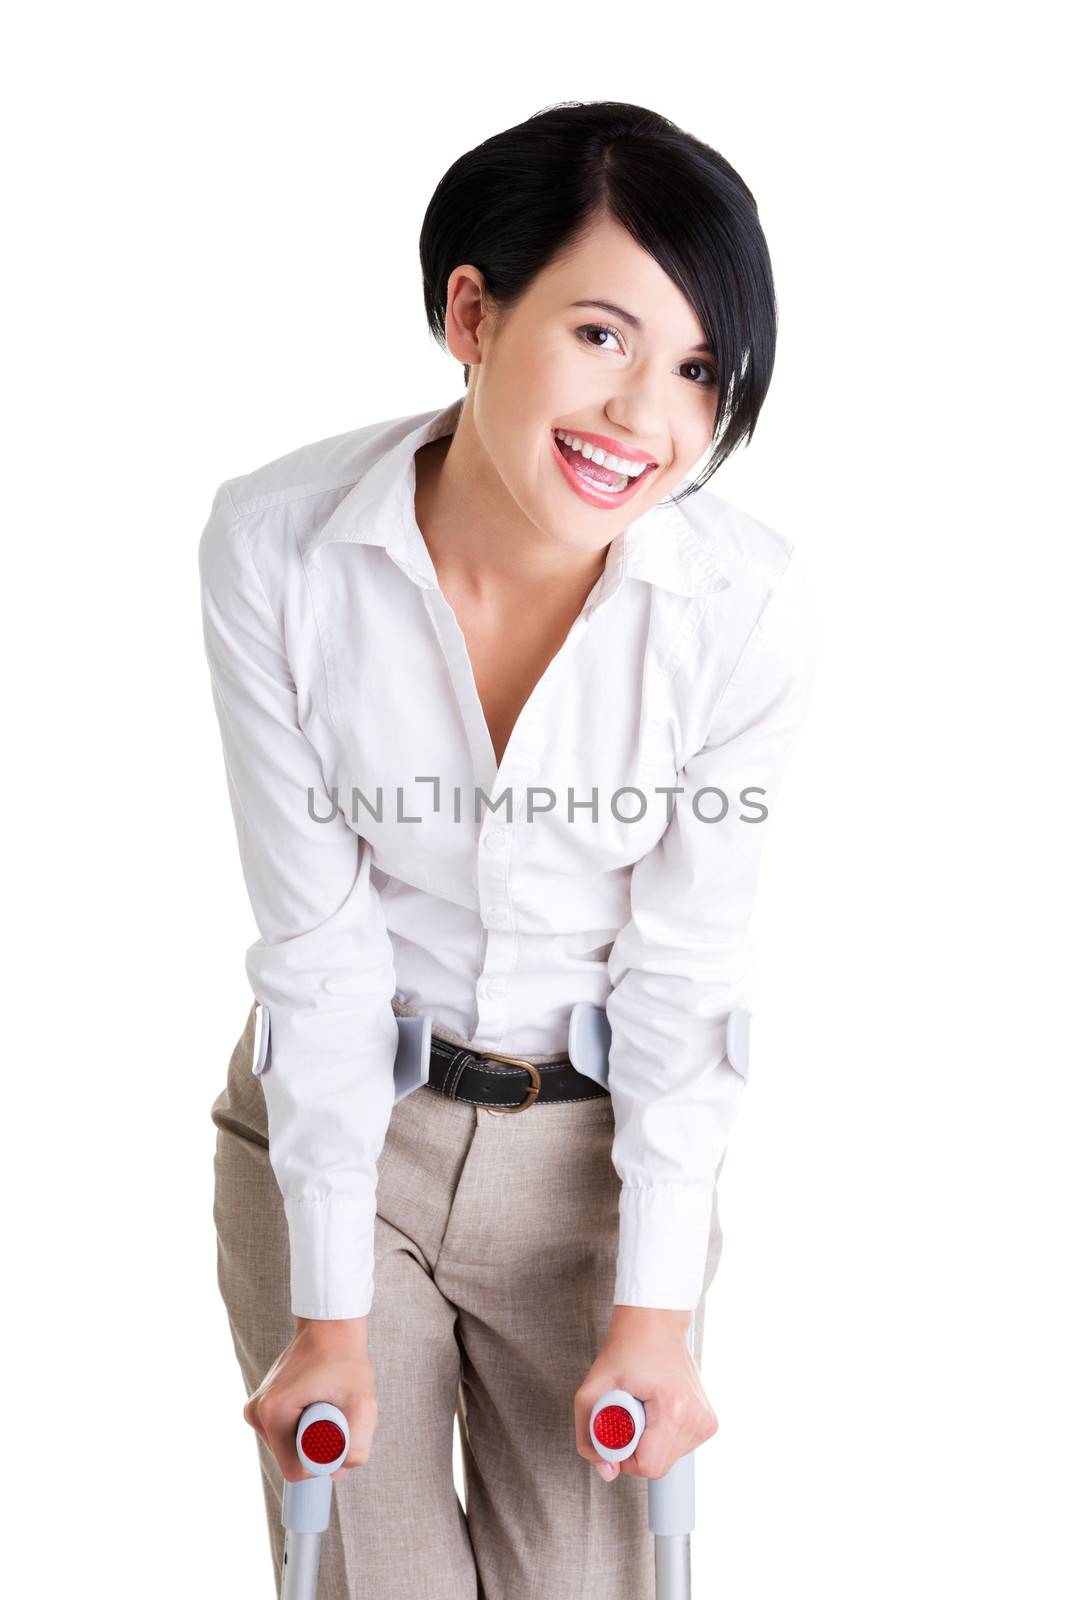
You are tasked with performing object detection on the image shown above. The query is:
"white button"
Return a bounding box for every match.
[484,829,509,852]
[482,979,508,1000]
[486,907,510,928]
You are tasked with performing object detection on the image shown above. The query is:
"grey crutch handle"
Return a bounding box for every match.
[280,1402,350,1600]
[589,1345,697,1600]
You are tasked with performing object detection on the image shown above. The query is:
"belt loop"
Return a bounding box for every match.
[441,1047,474,1101]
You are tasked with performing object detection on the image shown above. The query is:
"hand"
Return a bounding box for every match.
[243,1315,378,1483]
[574,1306,718,1482]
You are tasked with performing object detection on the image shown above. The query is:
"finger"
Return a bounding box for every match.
[341,1396,378,1473]
[573,1393,592,1458]
[252,1400,312,1483]
[243,1409,269,1449]
[270,1426,313,1484]
[628,1414,684,1480]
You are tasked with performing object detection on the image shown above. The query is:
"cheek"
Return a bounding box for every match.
[487,378,559,471]
[480,418,547,509]
[518,355,565,415]
[483,350,551,430]
[672,417,717,475]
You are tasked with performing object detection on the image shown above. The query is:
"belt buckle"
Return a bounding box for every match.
[478,1049,542,1113]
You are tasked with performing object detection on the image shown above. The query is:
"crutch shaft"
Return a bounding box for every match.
[279,1402,350,1600]
[654,1533,692,1599]
[280,1530,326,1600]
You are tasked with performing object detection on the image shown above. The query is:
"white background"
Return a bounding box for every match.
[6,4,1065,1595]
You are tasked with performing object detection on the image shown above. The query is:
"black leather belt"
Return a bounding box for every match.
[426,1033,609,1113]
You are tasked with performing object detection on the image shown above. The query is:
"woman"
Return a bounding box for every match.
[202,100,816,1599]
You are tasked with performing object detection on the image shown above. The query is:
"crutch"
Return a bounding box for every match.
[280,1377,697,1600]
[279,1402,350,1600]
[589,1311,700,1600]
[267,1017,431,1597]
[570,1000,700,1597]
[269,1014,435,1598]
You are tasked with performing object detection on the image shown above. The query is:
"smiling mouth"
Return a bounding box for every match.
[550,430,657,493]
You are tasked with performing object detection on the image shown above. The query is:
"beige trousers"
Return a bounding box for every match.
[211,1001,724,1599]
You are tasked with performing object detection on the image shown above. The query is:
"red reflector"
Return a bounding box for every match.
[300,1419,346,1464]
[592,1405,636,1450]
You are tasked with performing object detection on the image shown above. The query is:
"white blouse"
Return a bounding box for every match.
[198,395,817,1320]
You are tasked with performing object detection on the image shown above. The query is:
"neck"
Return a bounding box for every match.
[414,401,607,608]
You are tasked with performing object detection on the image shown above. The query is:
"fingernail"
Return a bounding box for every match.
[596,1462,615,1481]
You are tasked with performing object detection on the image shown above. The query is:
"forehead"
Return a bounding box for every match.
[537,213,659,294]
[527,220,710,348]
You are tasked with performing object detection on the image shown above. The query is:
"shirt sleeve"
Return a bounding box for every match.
[605,546,817,1310]
[198,481,399,1320]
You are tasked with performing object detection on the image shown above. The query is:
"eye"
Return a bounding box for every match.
[575,324,718,387]
[679,359,718,388]
[576,321,625,354]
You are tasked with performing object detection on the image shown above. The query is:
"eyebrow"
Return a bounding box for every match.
[568,298,715,357]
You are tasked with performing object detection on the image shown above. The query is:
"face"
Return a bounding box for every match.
[444,210,720,552]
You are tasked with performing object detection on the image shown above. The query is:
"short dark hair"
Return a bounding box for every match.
[419,100,777,502]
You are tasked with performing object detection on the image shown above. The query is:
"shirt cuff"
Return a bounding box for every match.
[613,1181,717,1311]
[284,1191,376,1320]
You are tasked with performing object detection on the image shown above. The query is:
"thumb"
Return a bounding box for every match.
[595,1461,619,1482]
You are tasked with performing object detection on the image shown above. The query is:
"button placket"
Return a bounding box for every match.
[471,617,588,1041]
[422,588,500,793]
[474,815,515,1035]
[476,733,548,1033]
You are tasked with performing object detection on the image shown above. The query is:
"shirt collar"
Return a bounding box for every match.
[306,395,729,607]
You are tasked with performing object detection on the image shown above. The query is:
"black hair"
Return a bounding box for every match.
[418,100,777,502]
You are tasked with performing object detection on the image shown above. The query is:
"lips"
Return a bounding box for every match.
[552,432,654,485]
[550,430,655,508]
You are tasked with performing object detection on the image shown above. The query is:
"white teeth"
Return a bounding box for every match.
[553,429,651,478]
